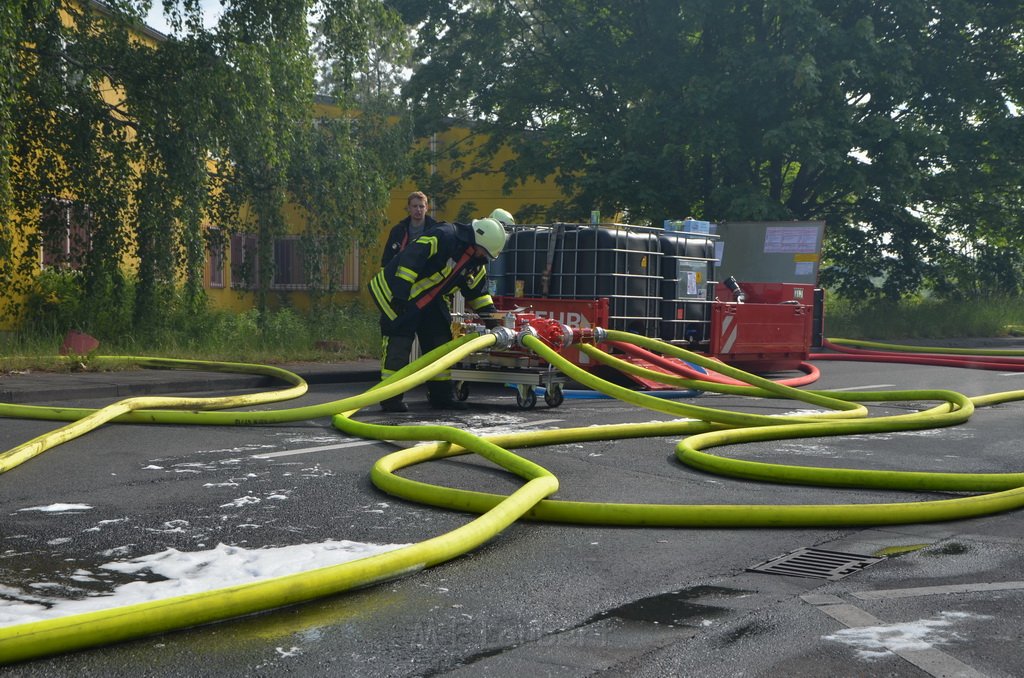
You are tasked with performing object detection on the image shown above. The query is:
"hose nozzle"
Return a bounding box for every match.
[724,276,747,303]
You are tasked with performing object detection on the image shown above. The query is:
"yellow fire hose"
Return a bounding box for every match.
[362,332,1024,528]
[2,331,1024,663]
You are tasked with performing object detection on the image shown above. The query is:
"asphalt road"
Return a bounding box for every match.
[2,356,1024,677]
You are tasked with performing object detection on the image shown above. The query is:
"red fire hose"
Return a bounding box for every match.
[608,340,821,387]
[813,339,1024,372]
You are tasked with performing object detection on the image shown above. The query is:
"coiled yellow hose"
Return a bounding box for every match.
[2,332,1023,663]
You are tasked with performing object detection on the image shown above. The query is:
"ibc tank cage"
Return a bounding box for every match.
[497,222,669,337]
[657,230,718,345]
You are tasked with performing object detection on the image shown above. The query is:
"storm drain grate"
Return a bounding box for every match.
[747,547,883,581]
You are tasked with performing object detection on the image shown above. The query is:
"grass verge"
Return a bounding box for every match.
[4,295,1024,374]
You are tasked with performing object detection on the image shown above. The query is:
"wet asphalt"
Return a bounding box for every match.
[2,345,1024,677]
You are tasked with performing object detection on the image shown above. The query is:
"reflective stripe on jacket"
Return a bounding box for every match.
[369,221,496,320]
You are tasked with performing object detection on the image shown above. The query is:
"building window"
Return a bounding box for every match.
[229,233,259,289]
[228,233,360,291]
[272,236,307,290]
[207,227,225,288]
[40,197,91,270]
[334,244,360,291]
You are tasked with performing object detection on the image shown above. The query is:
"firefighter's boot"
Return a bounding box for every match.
[380,395,408,413]
[427,382,467,410]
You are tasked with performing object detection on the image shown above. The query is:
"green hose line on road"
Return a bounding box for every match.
[602,330,839,401]
[1,332,555,663]
[0,334,488,428]
[526,335,867,427]
[369,435,1024,528]
[366,331,1024,528]
[0,423,557,665]
[4,330,1024,664]
[576,341,975,418]
[0,356,308,473]
[828,337,1024,356]
[0,336,492,475]
[576,341,859,404]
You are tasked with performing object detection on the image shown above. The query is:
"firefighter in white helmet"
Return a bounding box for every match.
[488,208,515,226]
[368,213,511,411]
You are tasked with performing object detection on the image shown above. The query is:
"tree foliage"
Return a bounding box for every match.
[2,0,409,336]
[400,0,1024,300]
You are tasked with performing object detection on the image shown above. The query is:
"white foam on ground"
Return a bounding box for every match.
[17,504,92,513]
[823,611,991,659]
[0,539,409,627]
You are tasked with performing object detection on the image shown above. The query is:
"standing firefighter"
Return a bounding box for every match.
[381,191,439,267]
[369,213,512,412]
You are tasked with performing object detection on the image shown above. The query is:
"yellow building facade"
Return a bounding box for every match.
[1,126,562,330]
[1,3,565,331]
[196,123,563,318]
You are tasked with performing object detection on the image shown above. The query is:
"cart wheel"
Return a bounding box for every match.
[543,384,564,408]
[455,381,469,401]
[515,386,537,410]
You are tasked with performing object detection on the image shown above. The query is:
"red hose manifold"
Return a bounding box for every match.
[518,317,574,351]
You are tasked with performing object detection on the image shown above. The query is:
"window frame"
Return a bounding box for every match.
[227,233,361,292]
[207,227,226,288]
[39,196,91,270]
[270,235,308,290]
[229,232,259,290]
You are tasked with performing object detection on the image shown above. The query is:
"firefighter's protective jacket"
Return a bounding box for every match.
[380,214,440,267]
[369,221,497,326]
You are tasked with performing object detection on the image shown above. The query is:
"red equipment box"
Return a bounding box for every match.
[494,286,815,374]
[709,282,815,371]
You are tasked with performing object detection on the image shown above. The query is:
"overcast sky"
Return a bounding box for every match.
[144,0,222,36]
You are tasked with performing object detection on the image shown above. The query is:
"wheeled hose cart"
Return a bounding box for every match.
[450,366,567,409]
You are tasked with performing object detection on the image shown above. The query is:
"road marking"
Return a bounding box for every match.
[826,384,895,392]
[853,580,1024,600]
[252,420,564,459]
[505,419,563,428]
[253,441,373,459]
[998,372,1024,377]
[803,596,987,678]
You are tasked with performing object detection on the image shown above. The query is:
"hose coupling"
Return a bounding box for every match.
[572,326,608,345]
[516,325,539,349]
[488,325,516,349]
[553,322,574,349]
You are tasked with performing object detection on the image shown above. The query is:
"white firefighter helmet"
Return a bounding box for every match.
[471,217,508,258]
[488,208,515,225]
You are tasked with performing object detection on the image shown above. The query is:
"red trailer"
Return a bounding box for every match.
[708,282,818,372]
[491,283,820,376]
[452,220,826,402]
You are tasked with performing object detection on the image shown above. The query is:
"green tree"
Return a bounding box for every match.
[399,0,1024,300]
[2,0,409,336]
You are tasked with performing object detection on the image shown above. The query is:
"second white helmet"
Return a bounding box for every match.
[488,208,515,225]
